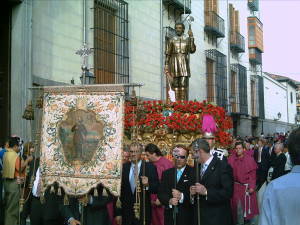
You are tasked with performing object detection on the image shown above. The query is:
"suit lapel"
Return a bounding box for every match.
[201,157,217,182]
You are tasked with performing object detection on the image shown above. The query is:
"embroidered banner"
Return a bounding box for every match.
[39,85,124,196]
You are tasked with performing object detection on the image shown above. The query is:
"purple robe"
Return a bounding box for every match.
[228,153,259,223]
[151,157,174,225]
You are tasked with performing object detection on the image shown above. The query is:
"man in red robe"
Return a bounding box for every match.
[145,144,173,225]
[228,141,259,224]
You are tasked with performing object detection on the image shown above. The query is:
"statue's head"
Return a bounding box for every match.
[175,22,185,36]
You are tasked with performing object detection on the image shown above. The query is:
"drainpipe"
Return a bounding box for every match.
[83,0,87,45]
[160,0,164,99]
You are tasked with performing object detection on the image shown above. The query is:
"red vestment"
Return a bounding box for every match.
[228,153,259,223]
[151,157,173,225]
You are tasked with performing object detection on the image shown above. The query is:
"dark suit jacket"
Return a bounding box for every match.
[120,161,159,225]
[192,157,233,225]
[25,159,64,224]
[271,153,287,180]
[60,186,114,225]
[254,146,271,188]
[157,165,194,225]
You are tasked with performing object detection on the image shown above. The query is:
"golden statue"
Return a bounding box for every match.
[165,22,196,101]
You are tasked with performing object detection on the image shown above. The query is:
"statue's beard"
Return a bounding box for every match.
[176,31,183,36]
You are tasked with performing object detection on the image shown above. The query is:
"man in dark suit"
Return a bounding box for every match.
[61,185,115,225]
[118,142,159,225]
[190,138,233,225]
[28,159,64,225]
[157,145,193,225]
[254,138,270,190]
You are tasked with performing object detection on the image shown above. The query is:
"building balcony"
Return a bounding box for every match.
[249,48,262,65]
[163,0,191,14]
[204,11,225,38]
[230,31,245,53]
[248,0,259,12]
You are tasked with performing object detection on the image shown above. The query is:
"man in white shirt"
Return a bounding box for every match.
[190,138,233,225]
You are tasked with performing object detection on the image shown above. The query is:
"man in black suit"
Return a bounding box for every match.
[61,185,115,225]
[28,159,64,225]
[254,138,270,190]
[157,145,193,225]
[190,138,233,225]
[117,142,159,225]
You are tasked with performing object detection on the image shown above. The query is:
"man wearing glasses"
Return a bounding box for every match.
[116,142,159,225]
[157,145,194,225]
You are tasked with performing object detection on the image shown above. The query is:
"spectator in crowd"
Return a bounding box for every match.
[2,137,33,225]
[267,143,286,182]
[259,127,300,225]
[283,143,292,174]
[0,138,9,225]
[254,139,270,191]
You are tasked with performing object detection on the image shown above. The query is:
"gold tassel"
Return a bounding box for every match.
[64,194,69,205]
[94,188,98,197]
[116,198,122,209]
[50,185,55,194]
[57,187,62,196]
[102,188,108,197]
[19,198,25,212]
[40,194,45,204]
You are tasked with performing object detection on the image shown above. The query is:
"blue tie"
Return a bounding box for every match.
[177,169,183,182]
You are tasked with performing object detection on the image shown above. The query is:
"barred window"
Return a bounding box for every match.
[93,0,129,85]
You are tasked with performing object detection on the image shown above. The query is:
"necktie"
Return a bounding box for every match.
[176,169,182,182]
[130,164,138,194]
[201,164,207,178]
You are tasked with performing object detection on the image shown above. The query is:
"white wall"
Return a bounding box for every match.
[283,82,297,124]
[263,74,288,122]
[31,0,90,85]
[127,0,162,99]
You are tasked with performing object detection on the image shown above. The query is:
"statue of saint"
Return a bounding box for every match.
[165,22,196,101]
[71,117,87,159]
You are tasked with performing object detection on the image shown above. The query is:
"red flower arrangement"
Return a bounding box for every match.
[124,100,233,147]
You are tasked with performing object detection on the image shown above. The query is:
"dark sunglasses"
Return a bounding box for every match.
[175,155,186,159]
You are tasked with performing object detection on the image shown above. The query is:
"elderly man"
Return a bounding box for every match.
[118,142,159,225]
[190,138,233,225]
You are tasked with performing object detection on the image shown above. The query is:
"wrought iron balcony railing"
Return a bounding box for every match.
[249,48,262,65]
[230,31,245,53]
[204,11,225,38]
[248,0,259,12]
[163,0,191,14]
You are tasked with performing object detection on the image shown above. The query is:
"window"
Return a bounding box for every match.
[94,0,129,85]
[291,92,293,104]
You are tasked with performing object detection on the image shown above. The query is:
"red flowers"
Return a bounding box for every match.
[124,100,233,147]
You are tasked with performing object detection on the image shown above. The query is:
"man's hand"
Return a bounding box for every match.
[194,183,207,195]
[172,189,182,200]
[169,197,178,206]
[115,216,122,225]
[155,198,161,206]
[248,188,255,194]
[188,29,193,37]
[16,176,25,185]
[69,218,81,225]
[140,176,149,186]
[190,185,196,195]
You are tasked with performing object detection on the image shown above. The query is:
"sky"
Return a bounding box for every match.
[261,0,300,82]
